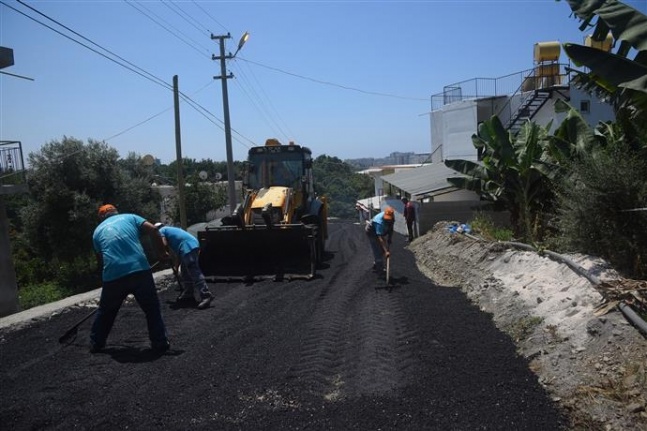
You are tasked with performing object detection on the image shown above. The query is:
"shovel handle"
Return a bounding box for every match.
[58,308,98,344]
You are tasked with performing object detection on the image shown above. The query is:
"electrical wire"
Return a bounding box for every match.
[123,0,211,59]
[237,56,429,102]
[3,0,173,92]
[190,0,229,34]
[230,63,291,142]
[160,0,208,35]
[4,0,427,160]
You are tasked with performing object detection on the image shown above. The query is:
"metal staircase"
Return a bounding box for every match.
[506,90,551,135]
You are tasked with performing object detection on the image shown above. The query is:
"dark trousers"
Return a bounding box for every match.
[406,220,415,241]
[90,270,168,349]
[178,249,212,300]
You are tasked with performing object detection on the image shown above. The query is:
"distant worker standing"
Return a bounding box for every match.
[402,197,417,242]
[365,206,395,273]
[91,204,170,354]
[155,223,214,310]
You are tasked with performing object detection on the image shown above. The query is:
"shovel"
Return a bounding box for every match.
[58,308,98,344]
[172,265,183,291]
[59,260,163,344]
[386,254,390,285]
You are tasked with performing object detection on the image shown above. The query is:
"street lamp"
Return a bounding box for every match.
[233,32,250,58]
[211,31,250,214]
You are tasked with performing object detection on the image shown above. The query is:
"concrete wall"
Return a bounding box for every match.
[569,86,615,127]
[416,201,510,236]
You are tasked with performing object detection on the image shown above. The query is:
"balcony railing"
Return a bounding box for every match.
[0,141,28,195]
[430,64,571,112]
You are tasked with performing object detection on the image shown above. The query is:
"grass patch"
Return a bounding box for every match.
[469,213,514,242]
[18,282,73,310]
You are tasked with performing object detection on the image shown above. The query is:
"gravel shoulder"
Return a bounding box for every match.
[410,221,647,430]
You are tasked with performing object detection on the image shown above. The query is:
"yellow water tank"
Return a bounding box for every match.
[535,64,560,77]
[534,41,561,62]
[585,33,613,52]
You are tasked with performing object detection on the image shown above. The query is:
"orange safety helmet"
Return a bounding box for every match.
[383,206,395,221]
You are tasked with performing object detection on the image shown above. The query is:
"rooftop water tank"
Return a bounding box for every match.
[585,33,613,52]
[534,41,561,63]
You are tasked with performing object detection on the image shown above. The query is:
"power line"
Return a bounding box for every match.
[237,56,429,102]
[5,0,173,92]
[123,0,211,59]
[232,59,299,141]
[160,0,208,35]
[2,1,250,155]
[190,0,229,34]
[231,64,291,142]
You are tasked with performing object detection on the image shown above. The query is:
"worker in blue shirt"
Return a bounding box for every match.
[155,223,214,310]
[365,206,395,272]
[91,204,170,354]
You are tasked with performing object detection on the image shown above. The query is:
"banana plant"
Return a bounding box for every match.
[444,116,554,242]
[558,0,647,120]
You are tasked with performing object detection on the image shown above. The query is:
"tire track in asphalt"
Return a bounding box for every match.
[287,221,421,401]
[341,269,422,398]
[287,221,362,400]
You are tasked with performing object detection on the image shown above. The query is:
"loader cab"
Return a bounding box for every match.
[246,143,312,193]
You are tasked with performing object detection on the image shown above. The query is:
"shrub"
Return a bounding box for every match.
[556,144,647,278]
[18,281,72,310]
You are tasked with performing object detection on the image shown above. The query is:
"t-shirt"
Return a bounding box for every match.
[93,213,150,282]
[158,226,199,257]
[371,212,392,236]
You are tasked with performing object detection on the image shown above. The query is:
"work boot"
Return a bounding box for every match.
[176,294,196,304]
[89,342,104,354]
[152,340,170,354]
[197,294,213,310]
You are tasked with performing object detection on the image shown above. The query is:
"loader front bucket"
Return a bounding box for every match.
[197,224,317,281]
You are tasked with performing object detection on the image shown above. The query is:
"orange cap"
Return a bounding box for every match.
[98,204,117,218]
[383,206,395,221]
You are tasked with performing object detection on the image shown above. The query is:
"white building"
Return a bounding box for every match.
[362,40,615,237]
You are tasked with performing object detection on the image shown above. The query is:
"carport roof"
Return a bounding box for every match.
[380,163,465,197]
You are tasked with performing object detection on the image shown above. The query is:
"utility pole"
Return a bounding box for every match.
[211,33,238,213]
[173,75,187,229]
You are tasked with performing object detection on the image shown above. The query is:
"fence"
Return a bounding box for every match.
[430,65,571,112]
[0,141,28,194]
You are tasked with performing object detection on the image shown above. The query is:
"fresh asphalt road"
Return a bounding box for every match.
[0,220,567,430]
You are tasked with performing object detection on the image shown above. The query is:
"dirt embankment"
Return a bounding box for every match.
[410,222,647,430]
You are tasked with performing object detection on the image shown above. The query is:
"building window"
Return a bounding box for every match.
[580,100,590,114]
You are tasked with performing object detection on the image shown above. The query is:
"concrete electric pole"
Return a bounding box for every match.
[211,32,249,213]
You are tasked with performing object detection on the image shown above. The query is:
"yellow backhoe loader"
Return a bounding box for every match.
[197,139,328,281]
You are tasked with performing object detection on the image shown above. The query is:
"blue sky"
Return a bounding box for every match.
[1,0,646,165]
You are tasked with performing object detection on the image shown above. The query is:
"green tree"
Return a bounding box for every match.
[11,137,163,301]
[166,158,242,183]
[555,138,647,277]
[549,0,647,277]
[21,137,122,262]
[172,174,227,226]
[313,155,374,219]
